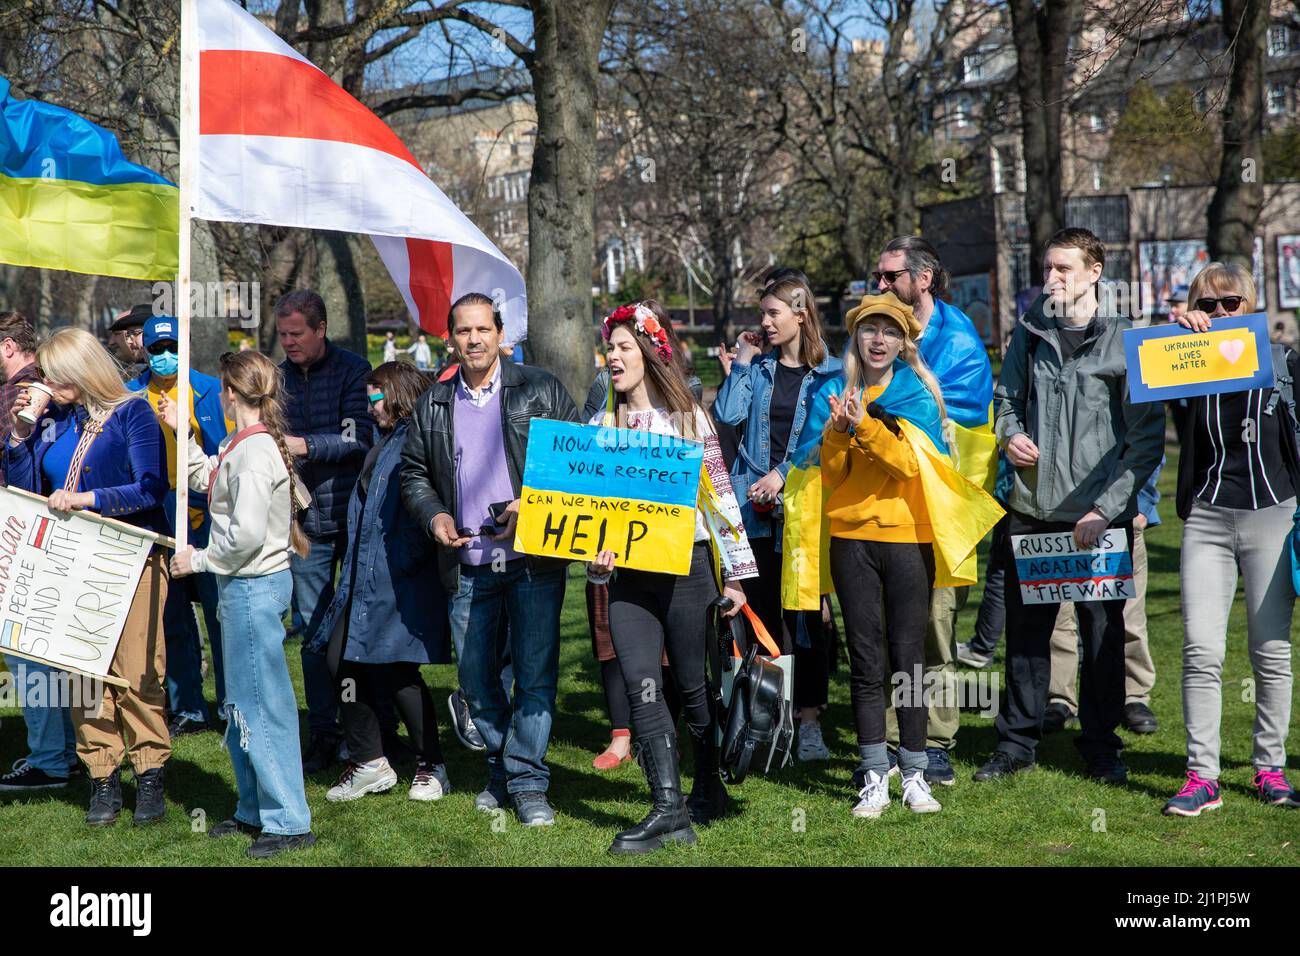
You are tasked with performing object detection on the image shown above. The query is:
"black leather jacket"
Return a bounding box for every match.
[400,360,580,592]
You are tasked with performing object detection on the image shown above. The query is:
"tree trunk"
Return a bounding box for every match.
[525,0,616,404]
[1009,0,1079,281]
[314,230,369,358]
[1207,0,1267,266]
[189,220,229,375]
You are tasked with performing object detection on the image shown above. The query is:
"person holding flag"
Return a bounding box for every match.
[793,292,1002,818]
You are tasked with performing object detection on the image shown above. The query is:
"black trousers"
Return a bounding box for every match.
[608,543,718,739]
[829,537,933,752]
[327,613,444,765]
[743,535,830,709]
[995,511,1130,763]
[968,512,1010,658]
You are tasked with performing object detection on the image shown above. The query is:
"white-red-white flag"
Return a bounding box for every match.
[191,0,527,342]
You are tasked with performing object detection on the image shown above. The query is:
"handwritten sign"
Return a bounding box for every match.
[1011,528,1133,604]
[1124,312,1273,403]
[515,420,703,574]
[0,487,159,680]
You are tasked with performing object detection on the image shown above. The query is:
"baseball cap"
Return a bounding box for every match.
[143,315,180,349]
[108,303,153,333]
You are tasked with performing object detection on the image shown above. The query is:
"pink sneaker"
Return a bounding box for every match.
[1163,771,1223,817]
[1254,767,1294,805]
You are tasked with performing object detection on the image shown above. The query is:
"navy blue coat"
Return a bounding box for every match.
[280,339,376,539]
[4,399,170,536]
[311,420,448,665]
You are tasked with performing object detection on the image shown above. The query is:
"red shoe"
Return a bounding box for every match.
[592,729,632,770]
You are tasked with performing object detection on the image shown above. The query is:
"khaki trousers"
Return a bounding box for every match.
[885,585,967,751]
[73,550,171,778]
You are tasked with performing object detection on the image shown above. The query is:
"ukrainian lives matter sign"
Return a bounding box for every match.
[0,487,160,679]
[1011,528,1134,604]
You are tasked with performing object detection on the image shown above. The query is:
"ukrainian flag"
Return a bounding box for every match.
[0,76,178,280]
[920,297,998,493]
[782,364,1004,610]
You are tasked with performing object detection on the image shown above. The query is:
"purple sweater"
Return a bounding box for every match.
[454,388,521,565]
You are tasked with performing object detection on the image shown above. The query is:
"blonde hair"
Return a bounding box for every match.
[37,328,136,418]
[1187,261,1256,314]
[218,351,310,558]
[843,316,958,462]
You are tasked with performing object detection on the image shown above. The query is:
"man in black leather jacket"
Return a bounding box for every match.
[401,292,578,827]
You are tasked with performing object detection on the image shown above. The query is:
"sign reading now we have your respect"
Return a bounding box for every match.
[1124,311,1273,403]
[515,420,704,575]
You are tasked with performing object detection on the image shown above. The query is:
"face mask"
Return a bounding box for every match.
[149,350,179,377]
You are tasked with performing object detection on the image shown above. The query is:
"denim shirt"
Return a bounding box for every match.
[713,343,842,540]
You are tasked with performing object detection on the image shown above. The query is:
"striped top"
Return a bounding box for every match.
[1191,389,1295,511]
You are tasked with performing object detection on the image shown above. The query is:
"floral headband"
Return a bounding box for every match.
[602,302,673,364]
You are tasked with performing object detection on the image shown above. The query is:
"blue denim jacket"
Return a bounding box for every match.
[713,343,842,540]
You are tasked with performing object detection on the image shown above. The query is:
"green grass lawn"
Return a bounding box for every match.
[2,450,1298,866]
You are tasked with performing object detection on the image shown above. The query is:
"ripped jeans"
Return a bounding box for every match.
[216,570,311,836]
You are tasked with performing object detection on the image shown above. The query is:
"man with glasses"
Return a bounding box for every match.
[871,236,994,788]
[127,315,231,737]
[402,292,579,826]
[107,303,150,376]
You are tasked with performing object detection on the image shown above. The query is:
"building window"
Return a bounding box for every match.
[954,95,972,129]
[1194,88,1209,113]
[962,50,985,83]
[1089,111,1106,132]
[1268,82,1286,115]
[1092,161,1104,192]
[1269,25,1290,57]
[493,208,516,237]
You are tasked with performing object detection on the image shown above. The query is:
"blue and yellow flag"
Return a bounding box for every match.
[782,363,1004,609]
[0,76,178,280]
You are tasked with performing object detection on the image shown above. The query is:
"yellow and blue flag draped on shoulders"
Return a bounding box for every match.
[919,297,998,493]
[0,76,178,280]
[781,363,1004,610]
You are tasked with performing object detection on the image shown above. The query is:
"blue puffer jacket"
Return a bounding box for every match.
[4,398,170,536]
[279,340,376,539]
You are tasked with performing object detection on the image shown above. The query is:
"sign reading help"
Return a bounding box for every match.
[515,420,703,574]
[1124,311,1273,403]
[0,486,159,677]
[1011,528,1133,605]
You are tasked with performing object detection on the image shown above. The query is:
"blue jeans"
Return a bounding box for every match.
[217,571,311,836]
[450,560,565,793]
[3,656,75,777]
[290,534,346,736]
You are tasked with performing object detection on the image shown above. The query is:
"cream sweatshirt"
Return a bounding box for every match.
[185,429,294,577]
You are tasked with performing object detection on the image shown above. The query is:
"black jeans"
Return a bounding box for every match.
[327,615,444,765]
[743,535,830,709]
[608,543,718,739]
[995,511,1130,763]
[829,537,934,753]
[968,512,1010,658]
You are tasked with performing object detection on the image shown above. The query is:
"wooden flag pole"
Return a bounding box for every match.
[174,0,197,554]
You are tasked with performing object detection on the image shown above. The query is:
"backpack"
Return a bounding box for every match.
[705,596,794,783]
[1262,344,1300,597]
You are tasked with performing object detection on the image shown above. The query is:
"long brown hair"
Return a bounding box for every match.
[759,277,826,368]
[218,351,310,558]
[607,300,708,438]
[365,361,429,422]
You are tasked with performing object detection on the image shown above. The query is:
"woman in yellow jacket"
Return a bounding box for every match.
[816,292,958,818]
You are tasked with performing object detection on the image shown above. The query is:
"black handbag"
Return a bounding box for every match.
[705,596,794,783]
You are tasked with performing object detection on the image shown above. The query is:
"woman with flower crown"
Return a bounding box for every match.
[588,300,758,855]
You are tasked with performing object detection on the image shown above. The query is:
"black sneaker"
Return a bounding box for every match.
[924,747,956,786]
[447,689,486,751]
[209,818,261,839]
[513,791,556,827]
[86,770,123,826]
[0,759,69,792]
[1085,753,1129,786]
[247,831,317,859]
[973,751,1035,782]
[167,715,211,738]
[1122,702,1159,735]
[133,767,166,825]
[302,732,344,774]
[1042,702,1076,735]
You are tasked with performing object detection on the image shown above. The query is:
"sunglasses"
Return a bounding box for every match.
[871,269,908,284]
[456,524,500,539]
[367,391,385,405]
[1194,295,1245,314]
[147,342,177,356]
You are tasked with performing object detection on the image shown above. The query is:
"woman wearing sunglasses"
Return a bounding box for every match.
[1164,262,1297,816]
[310,362,451,805]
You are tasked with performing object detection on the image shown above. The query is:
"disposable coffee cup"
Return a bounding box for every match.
[18,382,53,425]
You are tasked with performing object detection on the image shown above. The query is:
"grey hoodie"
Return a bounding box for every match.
[994,289,1165,524]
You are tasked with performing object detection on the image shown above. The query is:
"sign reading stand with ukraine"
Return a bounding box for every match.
[1124,312,1273,403]
[515,421,704,575]
[1011,529,1134,605]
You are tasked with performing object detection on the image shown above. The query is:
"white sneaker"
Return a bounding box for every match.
[851,770,891,818]
[797,721,832,761]
[326,758,397,802]
[901,769,942,813]
[408,762,451,802]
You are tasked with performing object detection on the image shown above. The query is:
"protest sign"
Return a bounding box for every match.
[1011,528,1133,604]
[0,487,165,684]
[1124,312,1273,403]
[515,420,703,574]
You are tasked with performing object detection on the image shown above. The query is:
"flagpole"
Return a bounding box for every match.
[175,0,197,554]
